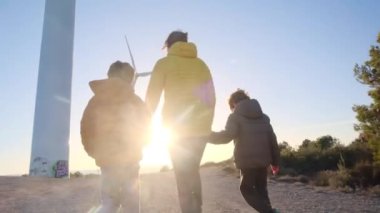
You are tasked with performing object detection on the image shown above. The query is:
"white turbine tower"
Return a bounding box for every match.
[30,0,76,177]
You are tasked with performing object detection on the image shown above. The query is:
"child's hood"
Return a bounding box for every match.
[89,78,133,98]
[234,99,263,119]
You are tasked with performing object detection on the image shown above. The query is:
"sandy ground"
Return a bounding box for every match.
[0,167,379,213]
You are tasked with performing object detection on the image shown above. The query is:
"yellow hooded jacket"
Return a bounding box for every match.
[81,78,150,167]
[146,42,216,137]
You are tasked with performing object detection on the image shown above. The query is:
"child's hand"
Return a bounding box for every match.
[271,165,279,175]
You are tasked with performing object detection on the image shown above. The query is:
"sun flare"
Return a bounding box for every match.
[140,115,172,168]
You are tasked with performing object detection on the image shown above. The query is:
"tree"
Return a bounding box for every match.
[299,139,313,150]
[278,141,294,155]
[315,135,338,150]
[353,32,380,166]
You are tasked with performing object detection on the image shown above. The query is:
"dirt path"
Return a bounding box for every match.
[0,167,379,213]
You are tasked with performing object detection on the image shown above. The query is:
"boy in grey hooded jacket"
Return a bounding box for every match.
[208,89,280,213]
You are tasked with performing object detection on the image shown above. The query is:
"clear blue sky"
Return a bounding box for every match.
[1,0,379,175]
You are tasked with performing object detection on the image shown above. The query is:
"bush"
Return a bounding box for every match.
[314,170,336,187]
[279,138,374,176]
[313,162,379,190]
[284,143,344,174]
[350,161,373,188]
[277,137,379,192]
[350,161,380,187]
[70,171,83,178]
[342,142,373,168]
[328,169,352,189]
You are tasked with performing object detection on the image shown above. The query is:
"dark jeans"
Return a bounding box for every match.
[240,167,273,213]
[169,137,206,213]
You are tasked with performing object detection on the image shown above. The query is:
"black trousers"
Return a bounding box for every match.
[240,167,273,213]
[170,137,206,213]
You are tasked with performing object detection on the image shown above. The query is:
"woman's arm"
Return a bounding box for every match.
[145,61,165,113]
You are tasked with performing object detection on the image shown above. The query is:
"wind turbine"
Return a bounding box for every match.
[30,0,76,178]
[124,35,152,87]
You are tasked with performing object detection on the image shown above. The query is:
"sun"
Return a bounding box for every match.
[140,115,172,169]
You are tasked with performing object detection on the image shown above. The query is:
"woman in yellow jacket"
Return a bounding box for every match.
[146,31,216,213]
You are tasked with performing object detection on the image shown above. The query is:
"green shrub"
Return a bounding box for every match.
[350,161,380,187]
[342,142,373,168]
[70,171,83,178]
[279,138,374,176]
[328,169,353,189]
[350,161,372,187]
[314,170,336,186]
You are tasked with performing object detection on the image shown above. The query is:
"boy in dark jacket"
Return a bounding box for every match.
[81,61,150,213]
[209,89,280,213]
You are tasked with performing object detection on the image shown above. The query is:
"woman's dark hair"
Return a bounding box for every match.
[165,30,188,48]
[228,89,250,110]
